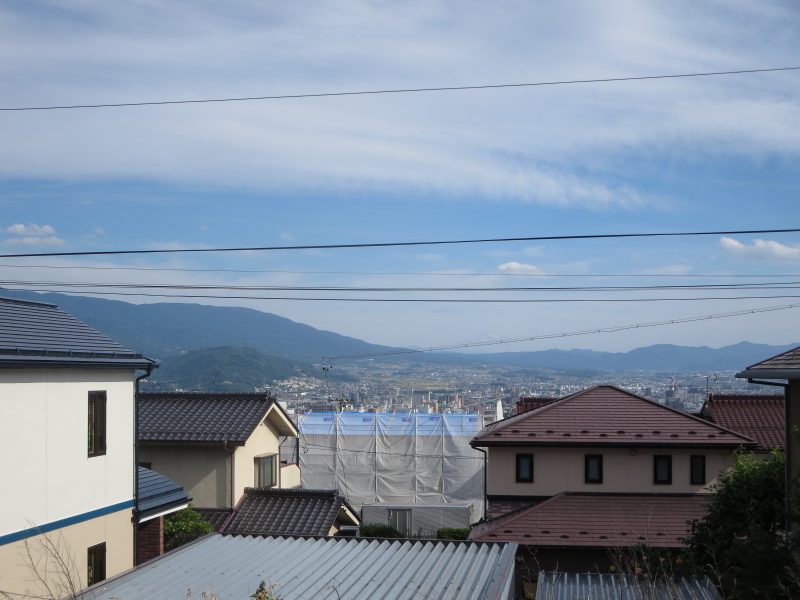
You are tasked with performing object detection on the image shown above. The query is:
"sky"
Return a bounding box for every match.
[1,0,799,353]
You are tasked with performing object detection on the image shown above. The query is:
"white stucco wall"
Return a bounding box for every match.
[0,368,136,536]
[234,419,281,496]
[487,446,733,497]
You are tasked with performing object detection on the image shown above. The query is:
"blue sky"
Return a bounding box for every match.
[1,0,799,351]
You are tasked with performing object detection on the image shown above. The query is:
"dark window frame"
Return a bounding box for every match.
[584,454,604,484]
[653,455,673,485]
[87,391,107,458]
[515,453,534,483]
[254,454,278,488]
[690,455,706,485]
[87,542,106,586]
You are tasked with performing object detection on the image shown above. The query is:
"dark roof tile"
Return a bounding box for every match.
[137,467,191,519]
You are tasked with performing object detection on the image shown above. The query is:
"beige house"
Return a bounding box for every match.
[0,296,157,596]
[138,392,299,508]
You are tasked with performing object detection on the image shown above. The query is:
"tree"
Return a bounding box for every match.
[685,449,800,599]
[163,507,213,551]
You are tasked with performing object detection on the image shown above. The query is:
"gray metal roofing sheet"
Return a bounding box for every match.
[535,571,722,600]
[80,534,517,600]
[137,467,191,519]
[0,296,155,368]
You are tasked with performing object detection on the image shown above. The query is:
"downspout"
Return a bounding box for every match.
[223,441,235,507]
[133,365,153,565]
[473,445,488,521]
[749,378,790,538]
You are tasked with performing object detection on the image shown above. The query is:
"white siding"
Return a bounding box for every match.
[0,368,136,536]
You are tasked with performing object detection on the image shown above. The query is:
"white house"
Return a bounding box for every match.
[0,296,156,597]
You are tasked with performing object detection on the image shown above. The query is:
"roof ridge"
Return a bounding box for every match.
[0,295,57,307]
[745,345,800,370]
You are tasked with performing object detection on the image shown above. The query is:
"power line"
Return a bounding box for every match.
[4,278,800,292]
[4,285,800,303]
[2,263,799,278]
[1,227,798,259]
[327,303,800,359]
[2,66,798,112]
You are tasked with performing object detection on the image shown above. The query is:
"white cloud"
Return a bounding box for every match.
[93,227,105,236]
[497,261,545,275]
[6,223,56,236]
[720,236,800,261]
[279,232,295,241]
[4,235,65,246]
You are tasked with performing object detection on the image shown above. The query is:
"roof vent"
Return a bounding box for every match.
[599,535,608,540]
[560,534,569,539]
[656,532,664,537]
[688,430,697,435]
[511,429,520,433]
[523,534,531,538]
[527,432,536,437]
[638,536,646,541]
[670,434,679,438]
[492,433,502,437]
[541,530,550,534]
[579,531,588,535]
[599,433,608,438]
[617,430,625,434]
[503,529,512,533]
[707,434,716,438]
[488,533,497,537]
[580,429,589,434]
[620,532,627,536]
[563,433,571,437]
[635,434,643,438]
[652,430,661,435]
[546,429,554,434]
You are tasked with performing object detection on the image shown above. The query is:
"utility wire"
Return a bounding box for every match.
[1,227,798,259]
[2,66,798,112]
[4,286,800,303]
[4,278,800,292]
[2,263,800,278]
[327,303,800,359]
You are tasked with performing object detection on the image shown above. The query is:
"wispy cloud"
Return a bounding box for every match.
[279,232,295,241]
[720,236,800,261]
[497,261,545,275]
[4,223,65,246]
[7,223,55,236]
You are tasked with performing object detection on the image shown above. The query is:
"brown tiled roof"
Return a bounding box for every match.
[516,397,560,415]
[473,385,754,448]
[469,493,708,548]
[222,488,356,537]
[706,394,784,451]
[737,346,800,378]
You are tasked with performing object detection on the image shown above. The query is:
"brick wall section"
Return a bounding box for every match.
[136,517,163,565]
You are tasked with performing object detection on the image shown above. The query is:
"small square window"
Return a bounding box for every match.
[654,455,672,485]
[88,391,107,457]
[585,454,603,484]
[254,454,278,488]
[516,454,534,483]
[691,455,706,485]
[87,542,106,586]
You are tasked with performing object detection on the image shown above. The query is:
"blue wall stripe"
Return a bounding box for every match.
[0,499,134,546]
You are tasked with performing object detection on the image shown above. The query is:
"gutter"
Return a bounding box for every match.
[133,364,153,565]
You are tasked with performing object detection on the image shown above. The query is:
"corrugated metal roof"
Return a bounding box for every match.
[0,295,155,368]
[137,467,191,519]
[535,571,722,600]
[473,386,753,448]
[80,534,517,600]
[737,346,800,379]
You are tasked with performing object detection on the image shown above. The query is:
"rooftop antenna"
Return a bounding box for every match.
[321,358,333,404]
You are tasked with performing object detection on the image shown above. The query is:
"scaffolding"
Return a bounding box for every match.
[298,412,485,520]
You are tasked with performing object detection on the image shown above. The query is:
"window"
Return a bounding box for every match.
[87,391,106,457]
[585,454,603,484]
[87,542,106,585]
[690,455,706,485]
[388,508,412,535]
[138,462,152,470]
[653,455,672,485]
[516,453,534,483]
[254,454,278,488]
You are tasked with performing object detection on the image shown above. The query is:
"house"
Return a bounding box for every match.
[468,385,753,568]
[701,393,784,451]
[138,392,299,509]
[77,534,517,600]
[0,296,156,596]
[220,487,360,536]
[135,467,191,564]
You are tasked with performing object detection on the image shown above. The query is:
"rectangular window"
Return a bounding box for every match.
[87,542,106,586]
[691,455,706,485]
[254,454,278,488]
[516,453,534,483]
[87,391,107,457]
[585,454,603,484]
[654,455,672,485]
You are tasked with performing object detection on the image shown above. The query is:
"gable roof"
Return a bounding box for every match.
[79,534,517,600]
[469,493,708,548]
[472,385,754,448]
[0,296,155,369]
[736,346,800,380]
[137,467,191,521]
[139,392,297,445]
[705,394,784,451]
[222,488,359,537]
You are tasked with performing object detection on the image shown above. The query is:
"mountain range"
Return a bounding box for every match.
[3,290,796,387]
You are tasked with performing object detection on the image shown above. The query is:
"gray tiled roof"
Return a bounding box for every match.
[79,534,517,600]
[137,467,191,520]
[0,296,155,368]
[223,488,354,537]
[138,392,274,445]
[737,346,800,379]
[195,508,234,532]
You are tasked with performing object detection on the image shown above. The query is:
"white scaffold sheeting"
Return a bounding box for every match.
[299,412,485,520]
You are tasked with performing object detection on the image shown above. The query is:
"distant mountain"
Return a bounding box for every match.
[145,346,308,391]
[2,290,795,374]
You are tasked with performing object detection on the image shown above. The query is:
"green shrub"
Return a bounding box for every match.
[359,523,403,538]
[436,528,470,540]
[163,506,214,551]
